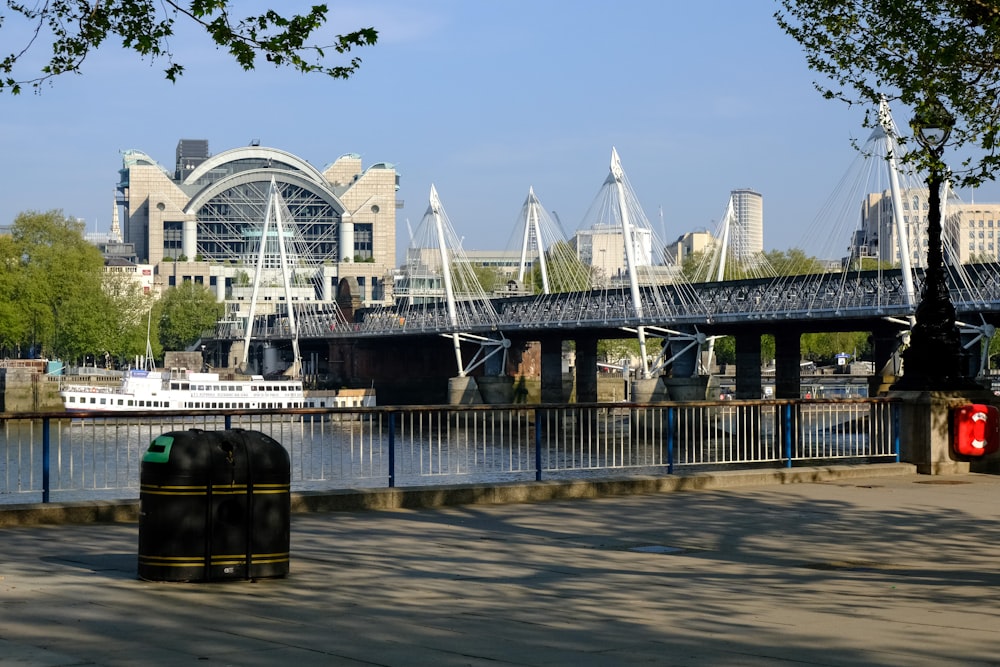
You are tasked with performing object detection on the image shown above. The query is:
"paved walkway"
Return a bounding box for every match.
[3,467,1000,666]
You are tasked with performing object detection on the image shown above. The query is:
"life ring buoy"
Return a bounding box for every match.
[952,404,1000,456]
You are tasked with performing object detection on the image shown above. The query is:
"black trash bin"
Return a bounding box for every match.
[138,428,290,582]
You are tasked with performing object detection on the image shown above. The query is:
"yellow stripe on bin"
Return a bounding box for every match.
[140,484,209,496]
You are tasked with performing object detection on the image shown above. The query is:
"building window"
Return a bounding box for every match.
[354,223,373,260]
[163,221,184,259]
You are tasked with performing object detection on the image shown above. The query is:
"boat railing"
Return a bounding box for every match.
[61,383,126,394]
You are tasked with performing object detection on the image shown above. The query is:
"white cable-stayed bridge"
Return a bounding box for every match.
[210,104,1000,393]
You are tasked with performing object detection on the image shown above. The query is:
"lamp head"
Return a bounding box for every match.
[911,99,955,151]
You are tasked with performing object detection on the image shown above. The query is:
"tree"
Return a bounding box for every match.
[762,248,825,276]
[2,2,377,95]
[800,332,872,366]
[156,280,223,352]
[451,262,503,295]
[598,338,641,366]
[682,247,826,282]
[101,272,157,364]
[711,336,736,367]
[0,234,28,356]
[680,249,713,283]
[775,1,1000,188]
[532,241,594,293]
[10,210,106,360]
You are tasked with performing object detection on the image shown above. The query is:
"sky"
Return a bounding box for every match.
[4,1,1000,264]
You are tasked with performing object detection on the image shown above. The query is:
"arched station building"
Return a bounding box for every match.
[117,140,399,306]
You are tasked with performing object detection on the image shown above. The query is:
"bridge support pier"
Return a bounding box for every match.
[477,376,513,404]
[734,333,763,400]
[774,330,801,400]
[540,337,570,403]
[663,376,716,401]
[448,376,482,405]
[631,377,667,403]
[575,334,599,404]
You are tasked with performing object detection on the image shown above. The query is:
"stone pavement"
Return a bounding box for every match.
[3,464,1000,666]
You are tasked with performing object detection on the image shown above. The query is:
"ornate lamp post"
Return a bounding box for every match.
[895,101,975,390]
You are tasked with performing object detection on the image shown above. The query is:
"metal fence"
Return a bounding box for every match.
[0,398,900,505]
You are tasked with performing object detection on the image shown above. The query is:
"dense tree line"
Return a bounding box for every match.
[0,211,220,366]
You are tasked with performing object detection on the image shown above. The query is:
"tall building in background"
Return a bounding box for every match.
[844,188,1000,268]
[730,188,763,263]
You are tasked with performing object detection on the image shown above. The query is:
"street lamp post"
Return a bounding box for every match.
[894,101,976,391]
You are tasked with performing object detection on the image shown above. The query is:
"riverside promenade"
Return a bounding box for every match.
[3,464,1000,666]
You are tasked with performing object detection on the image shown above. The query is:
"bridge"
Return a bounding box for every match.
[206,104,1000,402]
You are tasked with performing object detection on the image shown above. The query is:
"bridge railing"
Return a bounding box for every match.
[0,398,900,505]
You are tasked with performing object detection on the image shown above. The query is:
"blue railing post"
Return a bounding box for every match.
[42,417,51,503]
[534,408,542,481]
[783,402,793,468]
[225,414,232,430]
[666,406,675,474]
[388,411,396,488]
[893,402,901,462]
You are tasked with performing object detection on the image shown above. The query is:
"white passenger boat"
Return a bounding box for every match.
[60,369,308,412]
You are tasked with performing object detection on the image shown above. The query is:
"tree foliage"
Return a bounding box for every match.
[155,280,223,352]
[3,211,106,360]
[800,331,872,365]
[532,241,596,293]
[450,262,503,295]
[1,2,378,94]
[682,247,825,282]
[102,271,158,363]
[0,233,28,354]
[775,0,1000,188]
[762,248,825,276]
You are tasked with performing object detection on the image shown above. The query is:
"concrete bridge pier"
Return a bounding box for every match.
[662,326,715,401]
[631,377,668,403]
[734,332,763,400]
[539,336,571,403]
[774,330,802,400]
[448,376,483,405]
[478,332,514,404]
[574,334,599,404]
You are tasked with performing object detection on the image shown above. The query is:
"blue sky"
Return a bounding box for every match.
[3,1,998,263]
